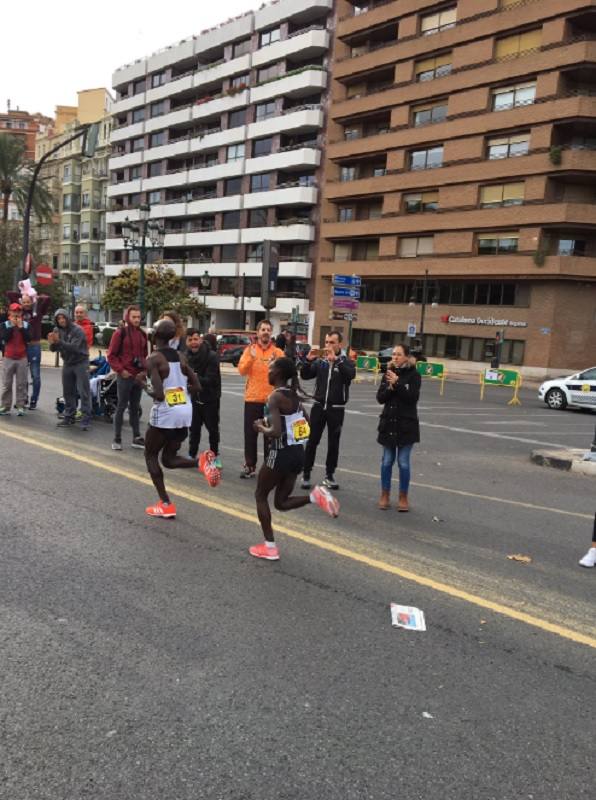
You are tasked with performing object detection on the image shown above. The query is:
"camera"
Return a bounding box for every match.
[132,357,143,370]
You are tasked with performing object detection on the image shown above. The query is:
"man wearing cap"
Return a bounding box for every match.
[0,303,31,416]
[6,281,51,410]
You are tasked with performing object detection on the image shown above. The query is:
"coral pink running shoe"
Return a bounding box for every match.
[199,450,221,487]
[249,542,280,561]
[311,485,340,518]
[146,501,177,518]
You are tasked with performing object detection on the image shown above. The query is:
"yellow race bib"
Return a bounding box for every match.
[164,387,187,406]
[292,418,310,441]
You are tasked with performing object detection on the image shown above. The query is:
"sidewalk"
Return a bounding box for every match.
[531,447,596,476]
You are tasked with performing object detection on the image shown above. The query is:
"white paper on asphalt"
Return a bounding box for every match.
[390,603,427,632]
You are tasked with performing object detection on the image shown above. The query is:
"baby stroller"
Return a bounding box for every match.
[89,355,118,422]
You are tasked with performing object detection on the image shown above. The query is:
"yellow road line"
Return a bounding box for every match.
[1,426,595,651]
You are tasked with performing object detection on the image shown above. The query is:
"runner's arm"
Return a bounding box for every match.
[255,392,282,438]
[145,354,165,402]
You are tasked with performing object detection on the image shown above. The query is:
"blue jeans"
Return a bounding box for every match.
[27,343,41,404]
[381,444,413,493]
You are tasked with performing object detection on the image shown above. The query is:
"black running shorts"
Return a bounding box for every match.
[265,444,305,475]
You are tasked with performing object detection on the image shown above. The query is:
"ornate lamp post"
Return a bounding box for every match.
[200,269,211,332]
[408,269,438,350]
[121,203,165,317]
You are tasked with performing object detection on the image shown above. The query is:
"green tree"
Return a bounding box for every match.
[0,134,52,223]
[102,265,205,321]
[33,276,66,314]
[0,220,21,299]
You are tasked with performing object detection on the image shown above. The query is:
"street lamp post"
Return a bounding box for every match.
[121,203,165,318]
[200,269,211,332]
[408,269,438,350]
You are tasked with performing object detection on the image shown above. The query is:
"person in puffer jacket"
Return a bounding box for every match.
[48,308,92,429]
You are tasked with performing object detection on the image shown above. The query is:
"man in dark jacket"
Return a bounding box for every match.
[48,308,92,430]
[300,330,355,490]
[107,304,148,451]
[186,330,222,468]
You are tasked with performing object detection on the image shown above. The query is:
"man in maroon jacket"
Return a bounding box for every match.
[5,287,50,410]
[107,304,148,451]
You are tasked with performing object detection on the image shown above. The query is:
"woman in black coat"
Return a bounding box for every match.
[376,342,421,512]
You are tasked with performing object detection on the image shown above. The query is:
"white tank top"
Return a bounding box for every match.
[149,350,193,429]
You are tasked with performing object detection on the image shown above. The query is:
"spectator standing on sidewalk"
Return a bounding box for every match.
[186,329,222,469]
[6,280,50,410]
[107,305,148,451]
[0,303,31,416]
[74,305,94,348]
[237,319,283,478]
[48,309,92,430]
[300,330,355,491]
[579,515,596,568]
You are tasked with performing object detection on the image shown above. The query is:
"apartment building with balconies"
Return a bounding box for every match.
[316,0,596,370]
[106,0,334,332]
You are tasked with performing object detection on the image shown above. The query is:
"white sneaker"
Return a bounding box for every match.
[579,547,596,568]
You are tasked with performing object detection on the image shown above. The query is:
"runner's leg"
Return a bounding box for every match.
[144,426,169,503]
[161,437,198,470]
[273,472,311,512]
[255,464,282,542]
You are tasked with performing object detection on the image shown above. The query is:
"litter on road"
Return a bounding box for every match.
[507,554,533,564]
[390,603,427,631]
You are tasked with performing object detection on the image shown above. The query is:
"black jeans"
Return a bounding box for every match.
[114,375,142,440]
[303,404,345,477]
[244,402,270,469]
[189,401,220,457]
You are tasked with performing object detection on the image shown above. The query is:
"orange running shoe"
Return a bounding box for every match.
[145,501,177,518]
[311,485,340,518]
[249,542,280,561]
[199,450,221,488]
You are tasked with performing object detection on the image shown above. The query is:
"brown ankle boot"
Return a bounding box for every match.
[378,490,390,510]
[397,491,409,512]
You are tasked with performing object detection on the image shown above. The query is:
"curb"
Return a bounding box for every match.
[531,448,596,476]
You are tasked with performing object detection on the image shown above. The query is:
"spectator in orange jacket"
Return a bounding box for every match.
[74,305,95,348]
[237,319,283,478]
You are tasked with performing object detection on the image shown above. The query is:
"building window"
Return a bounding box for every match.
[334,240,379,261]
[258,64,280,83]
[477,232,519,254]
[399,236,434,257]
[487,132,530,159]
[492,82,536,111]
[409,146,444,170]
[421,7,456,35]
[557,238,586,256]
[222,210,241,229]
[248,243,264,261]
[339,207,354,222]
[63,164,71,180]
[82,192,90,208]
[404,191,439,213]
[228,108,246,128]
[260,27,281,47]
[133,79,146,94]
[340,166,357,182]
[227,143,245,161]
[63,224,70,240]
[233,38,251,58]
[62,254,70,270]
[63,194,72,211]
[231,74,250,89]
[148,162,162,177]
[224,177,242,196]
[150,132,164,148]
[151,72,166,88]
[249,208,268,227]
[253,137,273,157]
[251,173,271,192]
[255,101,276,121]
[132,137,144,152]
[480,182,524,208]
[81,253,89,269]
[130,165,142,180]
[495,29,541,60]
[415,53,452,82]
[132,108,145,123]
[81,222,90,239]
[412,101,447,127]
[221,244,238,262]
[150,101,165,118]
[148,190,161,204]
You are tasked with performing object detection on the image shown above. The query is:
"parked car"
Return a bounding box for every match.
[95,322,117,344]
[218,345,245,367]
[217,333,252,356]
[538,366,596,411]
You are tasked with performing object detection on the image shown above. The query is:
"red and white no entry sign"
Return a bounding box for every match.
[35,264,53,286]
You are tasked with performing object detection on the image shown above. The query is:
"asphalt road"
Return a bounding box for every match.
[1,367,595,800]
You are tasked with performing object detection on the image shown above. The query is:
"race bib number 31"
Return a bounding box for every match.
[292,418,310,441]
[165,387,187,406]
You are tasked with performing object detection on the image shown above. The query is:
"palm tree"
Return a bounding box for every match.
[0,133,52,223]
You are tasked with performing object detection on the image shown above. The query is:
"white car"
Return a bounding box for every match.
[538,367,596,411]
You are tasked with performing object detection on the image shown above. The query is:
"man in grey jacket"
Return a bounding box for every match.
[48,308,92,430]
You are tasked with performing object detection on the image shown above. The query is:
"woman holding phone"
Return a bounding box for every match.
[376,343,421,512]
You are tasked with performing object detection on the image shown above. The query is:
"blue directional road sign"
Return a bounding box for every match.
[333,286,360,299]
[332,274,362,288]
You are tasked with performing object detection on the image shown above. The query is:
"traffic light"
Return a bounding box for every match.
[260,240,279,310]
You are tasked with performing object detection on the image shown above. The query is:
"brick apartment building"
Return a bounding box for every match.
[106,0,333,332]
[315,0,596,369]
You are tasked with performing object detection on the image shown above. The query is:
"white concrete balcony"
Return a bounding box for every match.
[143,171,189,192]
[107,179,142,198]
[256,0,332,29]
[144,106,191,134]
[191,90,248,122]
[106,209,135,224]
[111,121,145,144]
[187,161,242,185]
[194,53,251,91]
[185,230,241,246]
[243,186,318,209]
[144,139,189,162]
[151,202,187,218]
[163,233,186,248]
[112,93,146,116]
[190,126,245,152]
[238,261,312,279]
[184,262,238,278]
[247,108,324,140]
[147,37,195,74]
[253,28,330,69]
[250,69,327,105]
[187,196,242,215]
[105,238,123,251]
[146,74,193,105]
[109,152,143,171]
[246,146,320,175]
[241,224,314,244]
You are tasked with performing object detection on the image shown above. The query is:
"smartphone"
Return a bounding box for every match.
[309,347,321,358]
